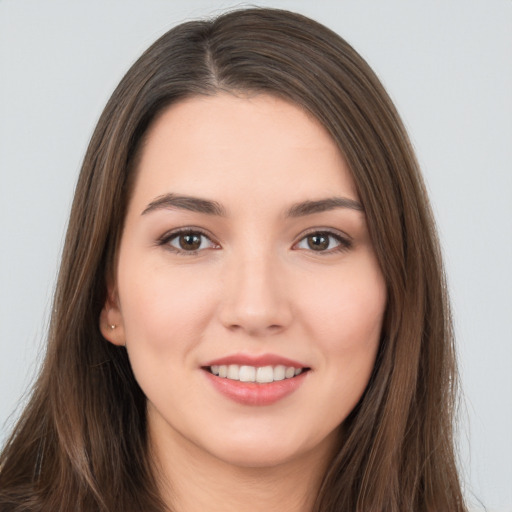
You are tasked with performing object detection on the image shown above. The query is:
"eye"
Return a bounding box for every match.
[161,229,219,254]
[294,231,351,253]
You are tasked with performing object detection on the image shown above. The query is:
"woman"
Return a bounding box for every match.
[0,8,466,511]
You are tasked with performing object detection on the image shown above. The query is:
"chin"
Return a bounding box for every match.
[210,444,305,470]
[202,426,336,471]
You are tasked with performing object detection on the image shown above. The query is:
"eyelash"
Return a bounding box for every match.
[157,228,219,255]
[294,229,352,254]
[157,228,352,256]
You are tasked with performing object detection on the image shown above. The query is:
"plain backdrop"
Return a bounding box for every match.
[1,1,511,511]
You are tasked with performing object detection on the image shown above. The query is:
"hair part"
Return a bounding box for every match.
[0,8,465,511]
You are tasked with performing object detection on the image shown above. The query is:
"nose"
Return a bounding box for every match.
[218,252,293,337]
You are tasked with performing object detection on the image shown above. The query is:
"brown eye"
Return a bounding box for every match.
[295,230,351,254]
[307,234,330,251]
[164,230,217,253]
[179,233,202,251]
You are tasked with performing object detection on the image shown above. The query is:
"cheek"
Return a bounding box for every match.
[299,260,386,422]
[300,257,386,354]
[117,255,219,353]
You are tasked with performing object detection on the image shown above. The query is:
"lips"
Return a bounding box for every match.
[201,354,310,406]
[203,354,308,368]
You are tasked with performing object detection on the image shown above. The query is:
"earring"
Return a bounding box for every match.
[110,324,117,330]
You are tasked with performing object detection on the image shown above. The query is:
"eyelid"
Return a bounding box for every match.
[157,226,220,254]
[292,228,353,253]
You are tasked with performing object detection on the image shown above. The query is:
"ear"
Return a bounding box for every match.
[99,287,126,346]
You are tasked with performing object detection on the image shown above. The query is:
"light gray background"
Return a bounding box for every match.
[1,1,511,511]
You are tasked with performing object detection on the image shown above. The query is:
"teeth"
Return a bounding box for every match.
[285,367,295,379]
[210,364,304,383]
[239,365,256,382]
[256,366,273,383]
[227,364,239,380]
[273,365,286,381]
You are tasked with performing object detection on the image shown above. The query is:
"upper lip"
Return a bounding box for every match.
[202,353,308,368]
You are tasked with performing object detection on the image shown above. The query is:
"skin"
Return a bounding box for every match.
[101,93,387,512]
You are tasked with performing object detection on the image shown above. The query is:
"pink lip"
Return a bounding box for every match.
[201,353,310,406]
[203,353,307,368]
[203,370,308,406]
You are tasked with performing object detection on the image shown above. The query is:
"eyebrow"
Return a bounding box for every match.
[286,197,364,216]
[141,193,363,217]
[142,193,226,216]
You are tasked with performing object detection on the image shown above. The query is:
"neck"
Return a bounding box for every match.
[149,423,335,512]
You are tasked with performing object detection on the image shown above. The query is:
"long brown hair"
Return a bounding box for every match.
[0,8,466,511]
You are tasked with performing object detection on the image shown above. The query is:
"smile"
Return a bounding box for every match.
[209,364,304,383]
[201,355,310,406]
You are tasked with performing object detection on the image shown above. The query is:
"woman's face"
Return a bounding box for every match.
[102,93,387,469]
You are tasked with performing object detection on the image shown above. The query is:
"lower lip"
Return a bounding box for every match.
[203,370,308,406]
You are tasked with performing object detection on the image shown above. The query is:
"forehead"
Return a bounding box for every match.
[130,93,358,212]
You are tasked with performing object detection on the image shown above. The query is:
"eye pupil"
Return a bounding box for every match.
[180,233,202,250]
[307,234,329,251]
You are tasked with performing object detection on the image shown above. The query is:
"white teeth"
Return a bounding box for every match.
[273,365,286,381]
[285,367,296,379]
[227,364,239,380]
[256,366,274,383]
[209,364,305,383]
[239,365,256,382]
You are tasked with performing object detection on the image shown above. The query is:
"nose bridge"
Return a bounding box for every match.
[220,243,291,335]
